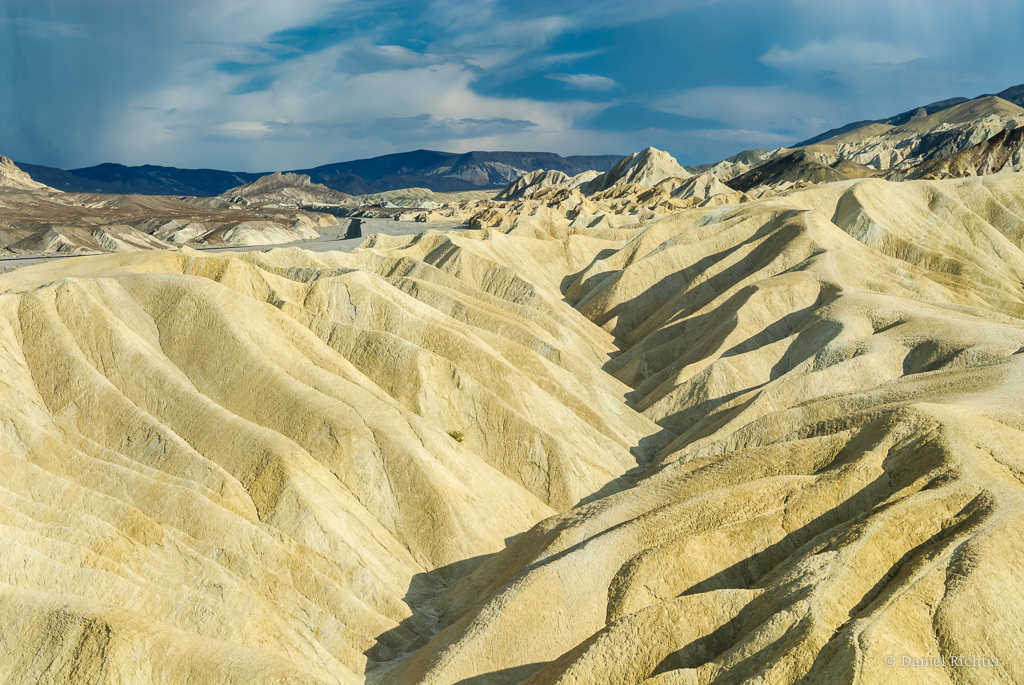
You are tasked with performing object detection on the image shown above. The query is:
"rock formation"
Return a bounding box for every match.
[0,180,337,255]
[888,125,1024,180]
[726,150,882,193]
[687,147,786,182]
[1,168,1023,682]
[0,156,53,191]
[581,147,690,194]
[220,172,356,207]
[495,170,571,201]
[803,96,1024,170]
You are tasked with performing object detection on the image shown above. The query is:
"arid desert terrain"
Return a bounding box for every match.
[1,92,1024,684]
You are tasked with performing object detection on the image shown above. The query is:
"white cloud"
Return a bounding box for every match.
[546,73,620,91]
[108,40,609,169]
[760,38,923,72]
[184,0,346,43]
[216,121,273,137]
[11,0,1015,172]
[655,86,835,139]
[0,17,88,39]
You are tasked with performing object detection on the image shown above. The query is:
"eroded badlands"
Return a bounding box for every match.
[0,173,1023,684]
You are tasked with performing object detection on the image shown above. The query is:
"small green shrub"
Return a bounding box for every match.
[447,430,465,442]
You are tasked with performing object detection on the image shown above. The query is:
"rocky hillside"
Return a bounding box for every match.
[0,159,337,254]
[725,149,854,192]
[795,82,1024,146]
[803,96,1024,169]
[580,147,690,194]
[0,156,52,191]
[1,171,1024,682]
[889,125,1024,180]
[219,172,356,207]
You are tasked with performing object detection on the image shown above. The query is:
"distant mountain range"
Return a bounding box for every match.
[14,83,1024,199]
[16,150,623,197]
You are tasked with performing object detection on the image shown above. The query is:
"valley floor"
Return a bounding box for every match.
[0,218,467,272]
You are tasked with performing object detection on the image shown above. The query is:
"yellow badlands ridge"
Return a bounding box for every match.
[1,174,1023,683]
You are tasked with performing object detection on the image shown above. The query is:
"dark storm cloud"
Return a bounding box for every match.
[0,1,191,167]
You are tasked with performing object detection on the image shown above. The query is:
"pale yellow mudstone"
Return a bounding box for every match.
[0,173,1022,684]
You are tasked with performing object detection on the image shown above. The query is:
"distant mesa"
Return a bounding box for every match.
[15,160,261,196]
[219,172,356,207]
[296,150,622,195]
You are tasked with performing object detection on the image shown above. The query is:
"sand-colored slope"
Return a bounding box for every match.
[582,148,690,194]
[0,222,670,682]
[0,255,553,682]
[1,173,1024,683]
[378,175,1024,684]
[0,156,52,191]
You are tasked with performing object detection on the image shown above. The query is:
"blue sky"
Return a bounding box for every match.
[2,0,1023,171]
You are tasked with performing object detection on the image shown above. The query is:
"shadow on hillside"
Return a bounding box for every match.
[579,210,804,345]
[649,226,807,339]
[651,484,986,681]
[576,427,678,506]
[558,247,620,300]
[453,663,546,684]
[364,420,683,680]
[648,472,897,677]
[615,286,758,398]
[370,449,916,682]
[364,552,553,683]
[364,553,491,670]
[650,314,843,441]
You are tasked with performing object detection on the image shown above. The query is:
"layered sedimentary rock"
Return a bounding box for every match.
[0,180,336,254]
[385,174,1024,684]
[1,172,1023,683]
[804,96,1024,170]
[727,150,880,192]
[220,172,356,207]
[889,125,1024,180]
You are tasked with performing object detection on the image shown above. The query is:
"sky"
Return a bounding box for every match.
[2,0,1024,172]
